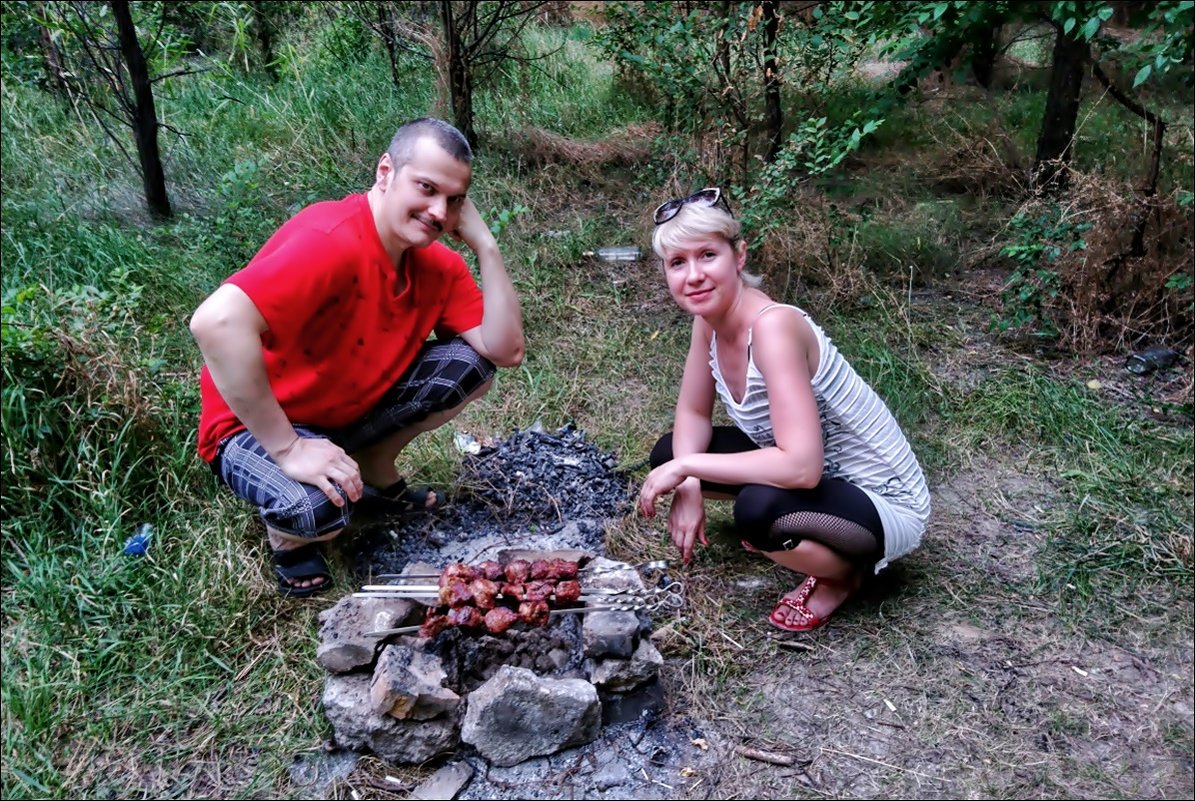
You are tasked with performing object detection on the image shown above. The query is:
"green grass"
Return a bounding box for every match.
[3,11,1193,801]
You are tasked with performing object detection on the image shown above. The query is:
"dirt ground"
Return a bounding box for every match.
[662,457,1194,800]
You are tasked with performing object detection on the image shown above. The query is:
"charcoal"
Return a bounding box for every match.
[353,424,633,578]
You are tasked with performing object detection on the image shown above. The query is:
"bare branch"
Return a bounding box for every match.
[149,65,209,85]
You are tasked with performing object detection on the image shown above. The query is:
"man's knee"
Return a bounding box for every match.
[261,484,350,538]
[418,341,496,416]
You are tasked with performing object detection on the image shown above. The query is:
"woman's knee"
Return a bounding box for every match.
[649,433,674,469]
[734,484,784,546]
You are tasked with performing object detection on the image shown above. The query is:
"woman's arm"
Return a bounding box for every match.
[669,309,824,489]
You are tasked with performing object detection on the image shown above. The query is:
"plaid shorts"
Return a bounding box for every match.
[214,337,494,537]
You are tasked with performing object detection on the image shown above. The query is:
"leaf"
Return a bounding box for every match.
[1063,17,1076,35]
[1133,64,1152,88]
[1082,17,1100,40]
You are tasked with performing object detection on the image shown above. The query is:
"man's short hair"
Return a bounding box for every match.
[387,118,473,168]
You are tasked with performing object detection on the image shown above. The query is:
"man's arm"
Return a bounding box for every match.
[451,199,525,367]
[190,284,362,504]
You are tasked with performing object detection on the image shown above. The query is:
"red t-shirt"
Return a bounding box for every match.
[196,193,484,462]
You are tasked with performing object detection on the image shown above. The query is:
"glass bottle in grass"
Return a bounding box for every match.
[1125,345,1180,375]
[584,246,642,262]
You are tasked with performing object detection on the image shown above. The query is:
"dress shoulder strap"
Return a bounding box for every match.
[747,303,801,347]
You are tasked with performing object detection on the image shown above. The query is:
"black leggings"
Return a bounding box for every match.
[650,427,884,566]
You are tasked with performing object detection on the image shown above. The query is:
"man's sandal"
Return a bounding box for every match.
[272,542,333,598]
[360,478,443,517]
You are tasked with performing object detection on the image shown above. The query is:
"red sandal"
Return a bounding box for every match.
[768,575,829,632]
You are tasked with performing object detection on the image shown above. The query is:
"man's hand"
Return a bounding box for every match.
[449,198,497,255]
[273,437,364,507]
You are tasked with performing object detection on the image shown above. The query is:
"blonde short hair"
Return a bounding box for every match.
[651,203,762,288]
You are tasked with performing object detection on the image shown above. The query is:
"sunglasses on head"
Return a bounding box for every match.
[652,187,733,225]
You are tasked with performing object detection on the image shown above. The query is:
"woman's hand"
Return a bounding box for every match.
[667,478,707,563]
[638,460,687,518]
[640,465,708,563]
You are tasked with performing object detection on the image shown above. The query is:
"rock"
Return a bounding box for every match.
[588,639,664,692]
[410,761,474,800]
[323,673,459,764]
[582,610,640,659]
[317,594,419,674]
[460,665,601,767]
[288,749,360,800]
[370,643,461,720]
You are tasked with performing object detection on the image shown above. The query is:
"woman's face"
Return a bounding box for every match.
[660,235,745,317]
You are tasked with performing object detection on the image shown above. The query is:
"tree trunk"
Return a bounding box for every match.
[1033,27,1089,194]
[378,2,401,89]
[250,1,277,80]
[761,1,782,162]
[111,0,171,219]
[716,0,731,82]
[970,23,1001,88]
[36,1,70,97]
[439,1,476,149]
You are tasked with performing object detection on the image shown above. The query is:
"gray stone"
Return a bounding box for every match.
[588,639,664,692]
[460,665,601,767]
[582,610,639,659]
[370,643,461,720]
[410,761,474,800]
[581,558,647,659]
[317,594,419,674]
[288,749,360,799]
[592,759,632,791]
[323,673,458,764]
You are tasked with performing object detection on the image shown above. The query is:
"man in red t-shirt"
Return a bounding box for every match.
[190,118,524,598]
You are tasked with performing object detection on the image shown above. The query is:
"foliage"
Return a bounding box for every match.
[595,2,871,179]
[996,205,1093,338]
[993,179,1195,351]
[734,113,883,248]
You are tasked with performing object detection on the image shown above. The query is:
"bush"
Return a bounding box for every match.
[994,176,1194,352]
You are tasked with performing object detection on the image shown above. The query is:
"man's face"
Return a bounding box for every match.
[374,136,472,252]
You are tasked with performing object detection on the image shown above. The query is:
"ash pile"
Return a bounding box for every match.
[353,423,635,576]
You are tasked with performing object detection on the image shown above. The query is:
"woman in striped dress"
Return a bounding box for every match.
[639,189,930,632]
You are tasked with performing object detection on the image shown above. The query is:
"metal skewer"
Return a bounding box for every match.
[352,592,623,604]
[370,559,670,582]
[356,584,643,596]
[364,603,647,638]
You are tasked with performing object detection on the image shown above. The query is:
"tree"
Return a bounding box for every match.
[437,1,556,149]
[761,1,783,161]
[345,1,555,148]
[39,1,198,219]
[109,0,170,218]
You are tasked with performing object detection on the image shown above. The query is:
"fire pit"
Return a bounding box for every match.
[317,425,679,768]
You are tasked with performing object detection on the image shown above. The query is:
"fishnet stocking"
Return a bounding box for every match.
[770,511,878,558]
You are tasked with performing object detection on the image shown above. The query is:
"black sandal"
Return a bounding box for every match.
[272,543,333,598]
[360,478,443,517]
